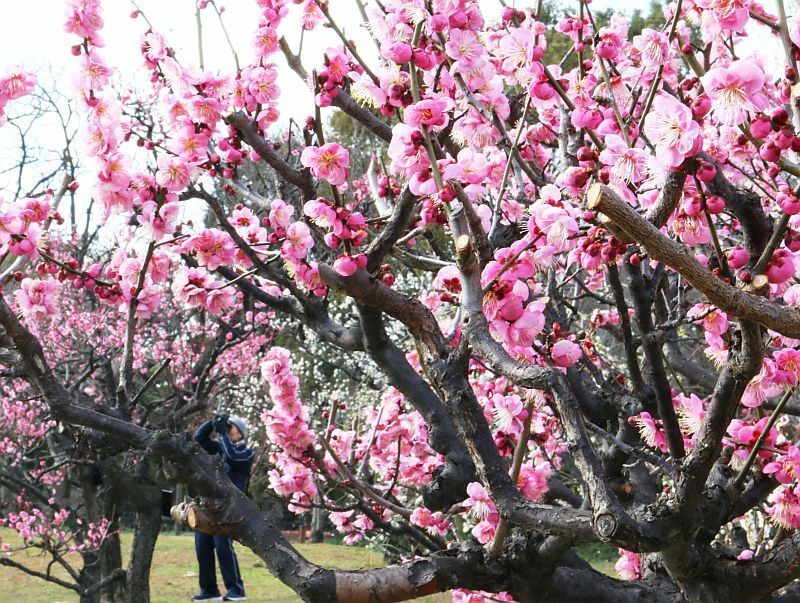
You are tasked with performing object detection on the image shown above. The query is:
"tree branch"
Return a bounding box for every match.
[587,184,800,338]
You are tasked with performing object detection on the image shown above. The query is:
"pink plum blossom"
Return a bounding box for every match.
[155,155,195,192]
[598,135,648,183]
[300,143,350,186]
[767,486,800,529]
[630,412,669,453]
[405,98,454,131]
[615,549,642,580]
[700,59,768,126]
[15,279,60,320]
[644,95,702,168]
[462,482,495,519]
[550,340,582,368]
[633,29,670,67]
[764,446,800,484]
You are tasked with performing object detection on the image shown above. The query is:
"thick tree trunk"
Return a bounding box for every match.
[126,506,162,603]
[100,530,126,602]
[100,496,126,603]
[97,457,163,603]
[78,550,103,603]
[79,468,127,603]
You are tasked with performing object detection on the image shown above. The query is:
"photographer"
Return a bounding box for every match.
[190,414,253,602]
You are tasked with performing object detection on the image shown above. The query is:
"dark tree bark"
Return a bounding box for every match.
[126,506,162,603]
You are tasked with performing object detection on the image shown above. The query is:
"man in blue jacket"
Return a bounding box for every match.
[191,414,254,602]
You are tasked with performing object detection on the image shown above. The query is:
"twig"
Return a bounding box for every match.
[753,214,789,275]
[209,1,240,71]
[356,402,385,479]
[129,358,171,408]
[195,3,204,70]
[487,394,536,558]
[586,421,675,477]
[637,0,683,130]
[118,240,156,399]
[489,93,532,239]
[313,1,377,83]
[734,388,795,489]
[208,268,259,291]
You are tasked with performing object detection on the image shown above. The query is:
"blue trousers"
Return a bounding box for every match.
[195,531,245,596]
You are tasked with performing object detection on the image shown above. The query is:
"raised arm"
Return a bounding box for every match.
[193,420,221,456]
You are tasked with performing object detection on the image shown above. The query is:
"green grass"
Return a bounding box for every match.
[574,542,618,576]
[0,528,618,602]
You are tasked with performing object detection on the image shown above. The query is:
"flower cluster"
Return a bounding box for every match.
[0,194,52,261]
[361,387,443,488]
[171,267,236,315]
[261,347,317,510]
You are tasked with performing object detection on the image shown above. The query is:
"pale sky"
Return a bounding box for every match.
[0,0,782,203]
[0,0,643,122]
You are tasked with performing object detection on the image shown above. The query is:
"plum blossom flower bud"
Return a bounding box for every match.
[705,195,725,214]
[691,94,712,118]
[778,192,800,215]
[550,340,582,368]
[760,142,781,164]
[382,41,413,65]
[749,114,772,138]
[765,249,796,284]
[695,160,717,182]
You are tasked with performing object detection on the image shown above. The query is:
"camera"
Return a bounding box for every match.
[212,413,230,434]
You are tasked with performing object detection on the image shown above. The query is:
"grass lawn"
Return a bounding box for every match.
[0,528,617,602]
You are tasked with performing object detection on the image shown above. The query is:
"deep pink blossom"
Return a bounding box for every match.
[281,222,313,261]
[0,69,36,103]
[184,229,236,270]
[405,98,454,131]
[765,249,796,284]
[630,412,669,453]
[551,340,582,368]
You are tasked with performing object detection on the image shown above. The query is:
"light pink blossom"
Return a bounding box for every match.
[644,95,702,168]
[700,59,768,126]
[300,143,350,186]
[15,279,59,320]
[615,549,642,580]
